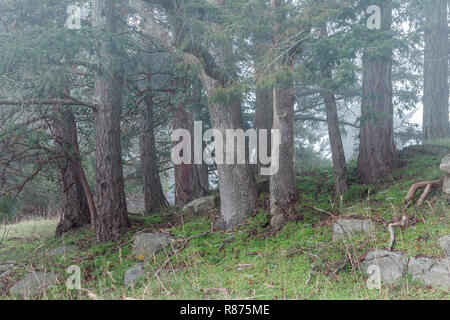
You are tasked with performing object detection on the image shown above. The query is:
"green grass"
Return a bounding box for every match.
[1,153,449,300]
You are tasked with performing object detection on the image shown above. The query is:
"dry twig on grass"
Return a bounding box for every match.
[388,215,408,251]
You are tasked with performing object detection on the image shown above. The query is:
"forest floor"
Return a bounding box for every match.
[0,148,449,300]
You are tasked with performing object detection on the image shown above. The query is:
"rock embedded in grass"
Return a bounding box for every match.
[407,256,435,275]
[0,262,16,278]
[181,195,218,218]
[360,250,408,283]
[440,154,450,201]
[438,235,450,256]
[9,272,59,299]
[124,263,145,287]
[361,250,450,288]
[332,218,377,241]
[132,232,175,261]
[439,154,450,175]
[442,176,450,201]
[411,258,450,289]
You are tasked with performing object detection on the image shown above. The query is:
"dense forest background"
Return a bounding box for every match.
[0,0,448,242]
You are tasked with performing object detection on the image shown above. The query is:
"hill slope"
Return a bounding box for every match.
[0,150,449,300]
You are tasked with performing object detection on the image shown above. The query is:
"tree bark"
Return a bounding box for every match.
[253,40,273,177]
[269,85,296,230]
[269,0,296,231]
[92,0,129,241]
[172,106,209,206]
[357,0,400,184]
[323,81,348,195]
[53,108,91,237]
[210,99,258,230]
[423,0,449,141]
[320,25,348,196]
[171,80,209,206]
[138,40,167,215]
[140,95,167,214]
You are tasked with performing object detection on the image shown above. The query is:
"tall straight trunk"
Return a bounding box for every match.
[140,95,167,214]
[269,0,296,231]
[172,101,209,206]
[92,0,129,241]
[323,86,348,195]
[210,99,258,230]
[253,40,273,177]
[320,25,348,196]
[423,0,449,141]
[206,10,257,228]
[139,41,167,214]
[269,85,296,230]
[54,108,91,237]
[357,0,400,184]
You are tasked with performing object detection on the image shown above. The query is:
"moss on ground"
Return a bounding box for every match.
[0,152,449,300]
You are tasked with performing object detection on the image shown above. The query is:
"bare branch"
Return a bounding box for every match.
[0,98,97,110]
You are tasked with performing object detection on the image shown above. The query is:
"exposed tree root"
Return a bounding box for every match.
[403,179,442,208]
[388,215,408,251]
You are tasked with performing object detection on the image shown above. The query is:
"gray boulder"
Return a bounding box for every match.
[412,258,450,289]
[126,195,145,214]
[132,232,175,261]
[407,256,436,275]
[442,176,450,201]
[0,261,15,278]
[0,262,15,274]
[361,249,450,288]
[360,250,408,283]
[332,219,376,241]
[9,272,59,299]
[181,195,218,217]
[440,154,450,175]
[124,263,145,287]
[438,235,450,256]
[47,245,78,258]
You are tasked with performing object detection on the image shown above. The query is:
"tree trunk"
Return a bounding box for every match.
[323,83,348,195]
[92,0,129,241]
[357,0,400,184]
[140,95,167,214]
[269,86,296,230]
[172,103,209,206]
[320,25,348,196]
[253,41,273,177]
[423,0,449,141]
[53,108,91,237]
[269,0,296,231]
[210,99,258,230]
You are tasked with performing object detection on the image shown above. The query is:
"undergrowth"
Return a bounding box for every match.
[0,152,449,300]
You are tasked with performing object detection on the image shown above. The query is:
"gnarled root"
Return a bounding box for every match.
[403,179,442,208]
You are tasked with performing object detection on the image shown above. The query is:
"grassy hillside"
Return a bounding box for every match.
[1,151,449,300]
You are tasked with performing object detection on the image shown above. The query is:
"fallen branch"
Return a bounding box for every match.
[388,215,408,251]
[403,179,442,207]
